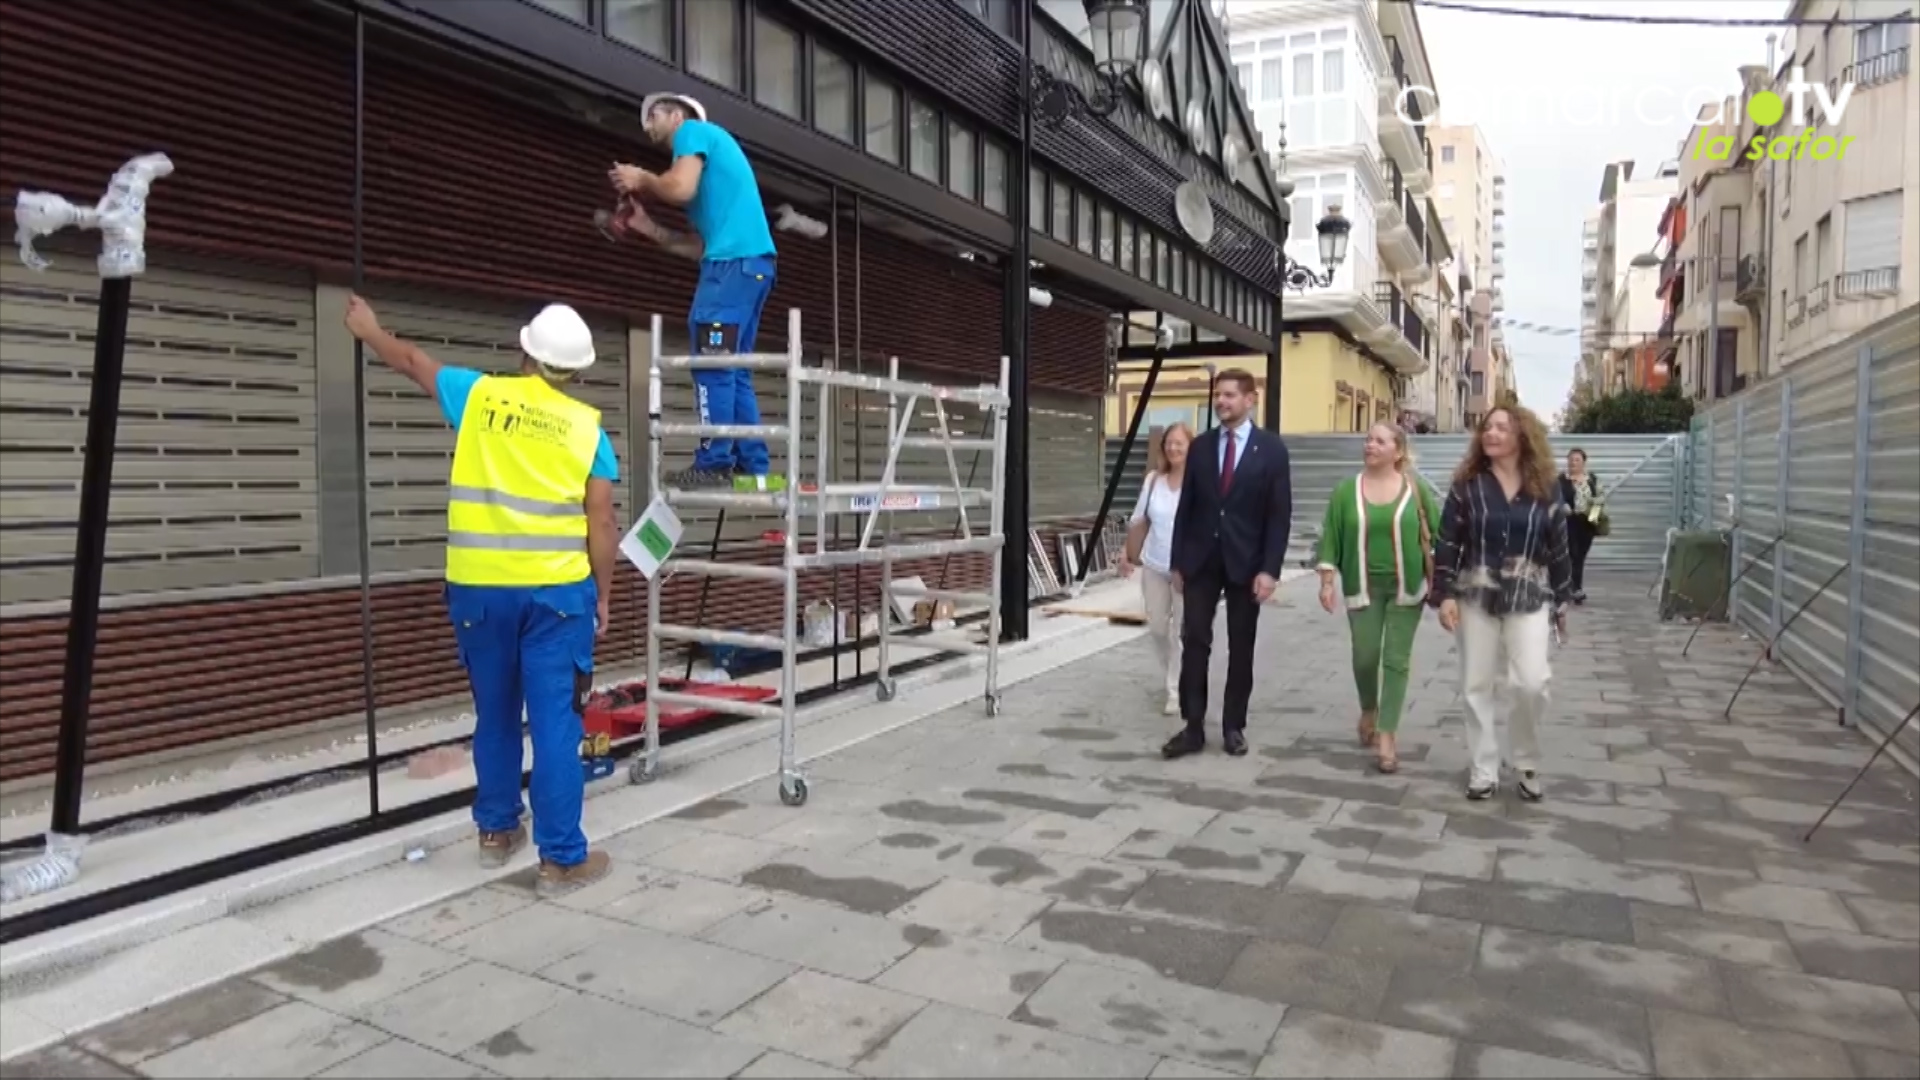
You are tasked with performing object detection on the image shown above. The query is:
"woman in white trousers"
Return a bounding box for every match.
[1121,423,1192,716]
[1431,406,1573,801]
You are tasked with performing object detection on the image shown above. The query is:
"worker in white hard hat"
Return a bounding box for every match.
[343,294,616,896]
[610,90,781,491]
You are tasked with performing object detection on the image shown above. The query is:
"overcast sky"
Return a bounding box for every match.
[1409,0,1778,415]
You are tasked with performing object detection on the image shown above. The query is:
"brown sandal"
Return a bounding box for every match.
[1357,712,1378,748]
[1375,732,1399,774]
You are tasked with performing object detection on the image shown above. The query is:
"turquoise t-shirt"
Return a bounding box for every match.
[435,367,619,482]
[672,119,777,262]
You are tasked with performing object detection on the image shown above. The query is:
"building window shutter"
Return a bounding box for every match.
[1842,192,1902,273]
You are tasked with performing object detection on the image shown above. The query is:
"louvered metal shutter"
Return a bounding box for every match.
[0,256,321,605]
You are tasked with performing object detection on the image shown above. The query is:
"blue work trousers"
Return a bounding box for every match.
[690,255,777,475]
[445,577,597,867]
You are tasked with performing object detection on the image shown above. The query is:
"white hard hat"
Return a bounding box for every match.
[642,91,707,122]
[520,304,596,371]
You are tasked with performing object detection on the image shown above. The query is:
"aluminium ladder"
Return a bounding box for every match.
[634,308,1012,806]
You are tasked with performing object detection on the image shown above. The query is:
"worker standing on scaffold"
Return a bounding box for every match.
[343,296,617,897]
[610,92,781,492]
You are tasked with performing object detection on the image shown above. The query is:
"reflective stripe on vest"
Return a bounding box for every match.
[445,374,602,587]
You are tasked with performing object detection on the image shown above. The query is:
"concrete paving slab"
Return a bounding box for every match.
[642,832,791,880]
[432,902,622,975]
[1475,925,1727,1015]
[1109,828,1301,887]
[139,1001,388,1079]
[1628,901,1803,970]
[1123,871,1342,945]
[1648,1009,1853,1078]
[1849,1044,1920,1079]
[0,1044,137,1079]
[255,930,466,1014]
[853,1001,1159,1078]
[1190,813,1381,863]
[355,961,574,1056]
[1449,1043,1637,1078]
[1015,959,1284,1074]
[886,877,1054,943]
[1253,1010,1457,1078]
[1720,964,1920,1055]
[999,813,1137,859]
[1375,966,1652,1075]
[1493,852,1697,908]
[315,1038,498,1078]
[1416,878,1635,944]
[1219,938,1397,1020]
[1363,836,1498,880]
[1011,903,1251,988]
[734,1051,855,1079]
[1693,877,1862,932]
[1782,924,1920,992]
[538,923,795,1025]
[74,979,287,1068]
[713,970,926,1069]
[1843,894,1920,942]
[738,847,944,916]
[873,935,1063,1016]
[380,887,535,945]
[1146,1058,1239,1079]
[698,896,922,981]
[1283,856,1425,907]
[458,993,763,1078]
[553,866,768,935]
[1317,904,1482,976]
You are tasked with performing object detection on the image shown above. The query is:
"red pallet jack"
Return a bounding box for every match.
[578,678,782,778]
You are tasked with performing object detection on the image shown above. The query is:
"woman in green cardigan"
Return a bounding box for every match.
[1315,423,1443,773]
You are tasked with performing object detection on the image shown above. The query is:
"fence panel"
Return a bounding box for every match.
[1284,432,1680,571]
[1688,307,1919,772]
[1686,413,1714,528]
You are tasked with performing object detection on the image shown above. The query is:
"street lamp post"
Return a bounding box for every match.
[1033,0,1148,127]
[1267,195,1352,431]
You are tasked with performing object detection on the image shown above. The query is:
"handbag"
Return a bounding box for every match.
[1585,478,1611,537]
[1123,473,1158,565]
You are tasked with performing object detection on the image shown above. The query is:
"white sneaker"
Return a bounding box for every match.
[1164,693,1180,716]
[1466,774,1497,800]
[1517,770,1543,801]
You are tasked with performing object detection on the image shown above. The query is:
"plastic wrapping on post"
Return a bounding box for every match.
[13,152,174,277]
[0,833,87,904]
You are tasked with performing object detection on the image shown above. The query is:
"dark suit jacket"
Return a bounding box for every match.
[1169,424,1293,585]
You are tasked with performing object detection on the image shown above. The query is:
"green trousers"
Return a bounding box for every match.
[1348,582,1422,734]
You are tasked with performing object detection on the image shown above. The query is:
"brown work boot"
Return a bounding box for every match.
[477,824,528,869]
[535,849,612,899]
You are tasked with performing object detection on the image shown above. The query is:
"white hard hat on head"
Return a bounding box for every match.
[642,91,707,122]
[520,304,596,371]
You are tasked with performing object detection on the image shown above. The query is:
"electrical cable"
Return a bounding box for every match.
[1387,0,1918,28]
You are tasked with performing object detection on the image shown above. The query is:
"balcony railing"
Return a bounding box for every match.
[1844,46,1910,88]
[1836,266,1899,298]
[1380,154,1404,204]
[1786,294,1807,329]
[1384,34,1425,126]
[1658,248,1679,294]
[1402,188,1425,253]
[1371,282,1429,359]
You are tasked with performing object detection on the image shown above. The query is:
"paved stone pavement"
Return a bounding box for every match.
[10,572,1919,1079]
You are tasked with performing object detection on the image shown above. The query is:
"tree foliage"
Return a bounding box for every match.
[1562,382,1695,434]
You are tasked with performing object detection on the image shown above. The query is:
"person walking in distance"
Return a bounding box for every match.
[1315,424,1443,774]
[1163,371,1293,759]
[1119,423,1193,716]
[1559,448,1600,603]
[1431,406,1573,802]
[609,92,779,491]
[344,296,617,895]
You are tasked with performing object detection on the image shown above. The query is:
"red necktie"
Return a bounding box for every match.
[1221,430,1237,494]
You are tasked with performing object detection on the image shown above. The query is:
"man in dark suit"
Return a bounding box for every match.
[1164,369,1293,758]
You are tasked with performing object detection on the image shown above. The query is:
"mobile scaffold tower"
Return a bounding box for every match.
[634,309,1011,806]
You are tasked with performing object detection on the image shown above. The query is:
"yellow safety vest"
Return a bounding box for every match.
[445,374,601,587]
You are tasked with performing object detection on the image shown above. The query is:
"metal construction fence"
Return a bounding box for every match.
[1687,307,1920,769]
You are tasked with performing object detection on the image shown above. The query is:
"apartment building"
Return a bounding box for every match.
[1580,206,1602,387]
[1430,123,1507,421]
[1583,159,1680,397]
[1223,0,1451,432]
[1769,2,1916,369]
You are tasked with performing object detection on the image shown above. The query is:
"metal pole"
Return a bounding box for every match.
[1265,214,1289,432]
[827,185,841,687]
[1077,340,1166,585]
[1804,701,1917,842]
[349,9,381,816]
[48,276,133,837]
[1725,559,1849,720]
[1770,377,1791,641]
[852,194,864,680]
[1842,343,1873,726]
[1000,0,1034,642]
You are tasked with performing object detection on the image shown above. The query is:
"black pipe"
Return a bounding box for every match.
[1076,341,1166,585]
[349,6,383,817]
[852,192,866,678]
[829,183,843,686]
[1264,213,1289,432]
[1000,0,1034,641]
[48,276,134,836]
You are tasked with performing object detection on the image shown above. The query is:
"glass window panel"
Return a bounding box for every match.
[948,123,977,199]
[1120,218,1136,273]
[605,0,668,55]
[1156,235,1170,288]
[1173,248,1186,295]
[908,98,940,181]
[1030,166,1047,230]
[814,46,855,140]
[753,15,801,117]
[1075,191,1095,253]
[688,0,740,88]
[1260,58,1283,100]
[1098,206,1116,263]
[1051,184,1072,242]
[982,140,1008,213]
[1293,52,1314,96]
[864,74,898,162]
[526,0,588,21]
[1323,47,1344,93]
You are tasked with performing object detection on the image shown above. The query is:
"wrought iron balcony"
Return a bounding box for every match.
[1736,254,1766,302]
[1844,46,1910,88]
[1372,282,1429,358]
[1807,281,1830,317]
[1380,154,1404,203]
[1402,188,1425,255]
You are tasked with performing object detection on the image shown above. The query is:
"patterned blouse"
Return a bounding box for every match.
[1430,470,1574,617]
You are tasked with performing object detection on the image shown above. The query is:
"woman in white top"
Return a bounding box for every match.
[1120,422,1192,716]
